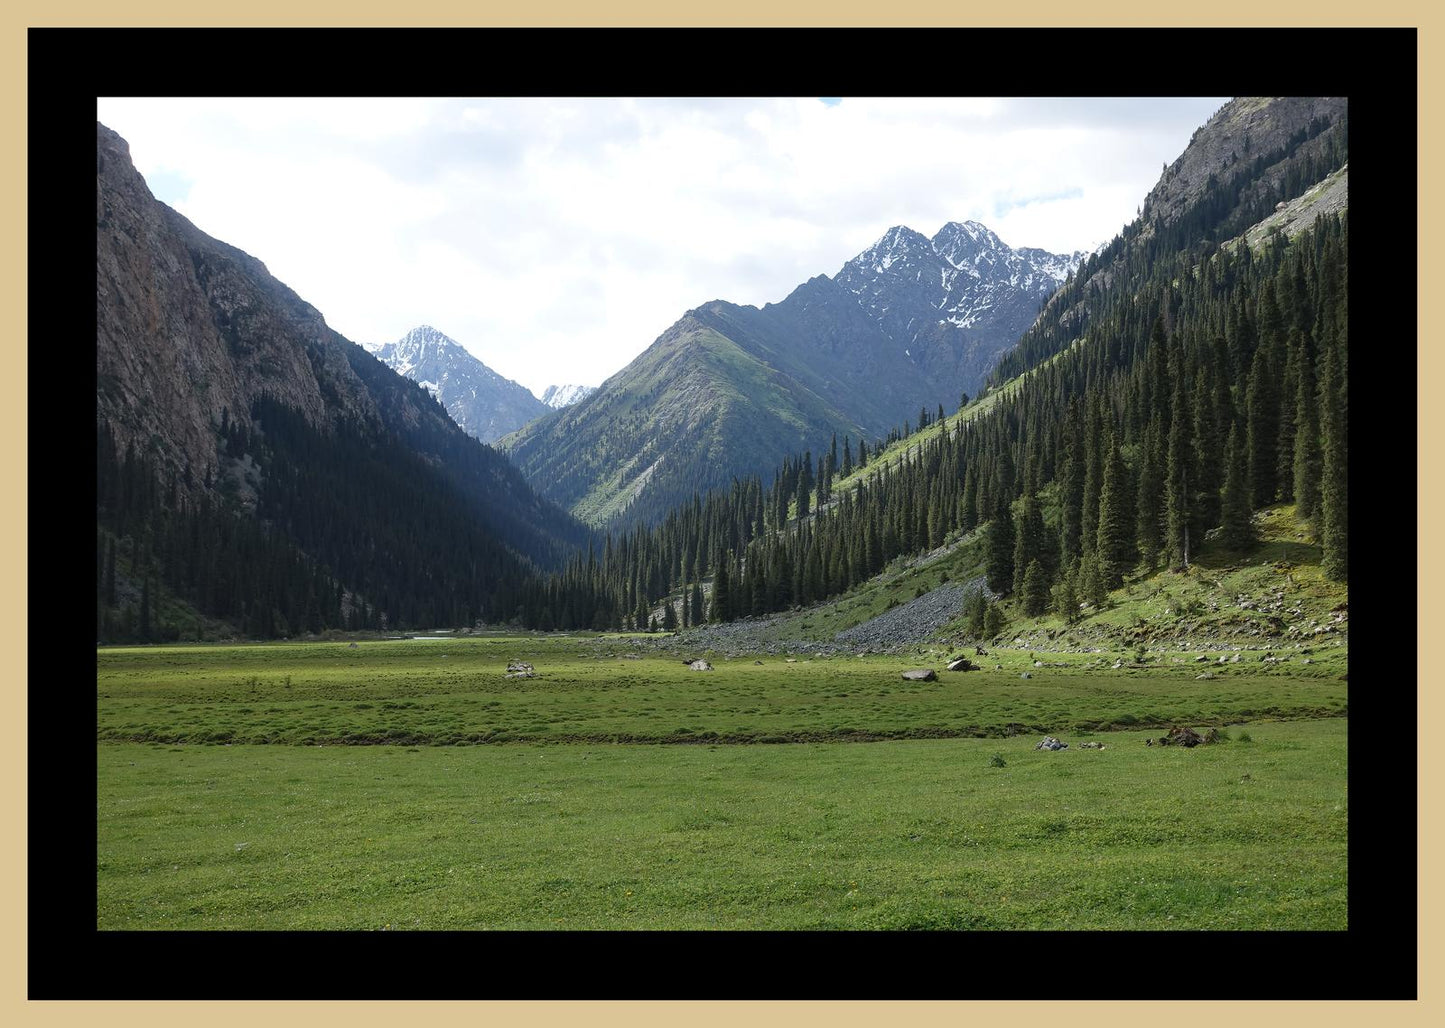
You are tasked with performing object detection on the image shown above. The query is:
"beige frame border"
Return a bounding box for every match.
[8,3,1435,1023]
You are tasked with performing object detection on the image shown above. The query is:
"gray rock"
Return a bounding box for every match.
[1034,736,1068,751]
[1020,672,1032,679]
[506,660,534,674]
[901,668,938,682]
[689,660,714,671]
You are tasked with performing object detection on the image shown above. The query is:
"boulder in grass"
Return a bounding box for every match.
[507,661,534,674]
[946,658,979,672]
[1156,725,1210,747]
[689,660,714,671]
[901,669,937,682]
[1034,736,1068,751]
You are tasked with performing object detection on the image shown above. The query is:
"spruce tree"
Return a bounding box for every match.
[1012,491,1048,597]
[1218,423,1255,551]
[710,552,731,623]
[1165,376,1194,570]
[1079,398,1105,558]
[1051,559,1080,623]
[983,600,1007,640]
[1059,403,1086,564]
[1192,367,1222,535]
[1319,337,1348,580]
[1292,330,1323,525]
[1022,559,1050,617]
[1095,436,1135,590]
[966,586,987,638]
[1134,415,1165,570]
[1246,329,1281,508]
[984,494,1016,596]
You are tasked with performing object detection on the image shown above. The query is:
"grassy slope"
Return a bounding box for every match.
[503,317,864,524]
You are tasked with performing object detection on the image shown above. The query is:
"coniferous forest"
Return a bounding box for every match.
[522,209,1347,633]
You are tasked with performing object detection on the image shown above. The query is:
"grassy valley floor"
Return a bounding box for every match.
[97,635,1346,930]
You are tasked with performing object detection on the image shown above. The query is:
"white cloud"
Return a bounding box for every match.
[96,96,1228,394]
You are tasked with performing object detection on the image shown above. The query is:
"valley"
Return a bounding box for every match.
[97,636,1346,931]
[93,94,1357,940]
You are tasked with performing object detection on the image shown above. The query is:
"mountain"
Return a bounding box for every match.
[503,222,1081,525]
[96,121,592,640]
[567,94,1351,641]
[833,220,1083,394]
[366,326,549,443]
[501,306,874,525]
[539,383,597,409]
[989,96,1348,387]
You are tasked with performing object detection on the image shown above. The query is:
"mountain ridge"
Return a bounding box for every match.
[504,219,1083,525]
[368,325,549,443]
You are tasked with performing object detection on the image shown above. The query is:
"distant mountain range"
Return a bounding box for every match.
[502,221,1083,525]
[365,326,549,444]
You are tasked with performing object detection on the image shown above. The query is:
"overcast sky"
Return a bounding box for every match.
[96,96,1230,396]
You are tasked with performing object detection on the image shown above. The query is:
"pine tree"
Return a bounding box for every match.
[1192,367,1222,535]
[1012,491,1048,596]
[1246,330,1281,508]
[966,586,987,638]
[1051,559,1080,623]
[1095,435,1135,590]
[1079,399,1105,558]
[983,600,1007,639]
[1134,415,1165,570]
[1319,336,1347,580]
[1022,559,1050,617]
[1218,423,1255,551]
[690,581,705,627]
[1292,330,1323,525]
[710,552,731,623]
[1059,403,1086,564]
[1165,376,1194,570]
[984,494,1016,595]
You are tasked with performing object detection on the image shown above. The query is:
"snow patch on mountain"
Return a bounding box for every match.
[369,325,548,443]
[539,384,597,409]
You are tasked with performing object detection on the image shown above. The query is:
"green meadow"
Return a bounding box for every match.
[97,635,1347,930]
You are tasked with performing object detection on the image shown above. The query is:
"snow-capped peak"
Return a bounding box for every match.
[538,383,596,409]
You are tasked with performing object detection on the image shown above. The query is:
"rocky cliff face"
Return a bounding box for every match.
[96,120,592,587]
[97,121,395,493]
[832,220,1082,398]
[1139,96,1347,233]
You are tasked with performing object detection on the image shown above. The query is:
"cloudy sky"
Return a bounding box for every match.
[96,96,1229,396]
